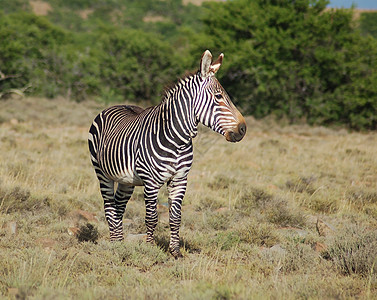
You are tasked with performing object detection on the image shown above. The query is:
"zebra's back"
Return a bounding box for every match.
[88,105,146,185]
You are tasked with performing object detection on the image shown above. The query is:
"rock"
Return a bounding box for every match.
[10,119,18,125]
[277,226,308,239]
[3,221,17,235]
[215,207,229,213]
[269,244,287,255]
[69,209,98,224]
[312,242,327,253]
[316,218,335,237]
[68,227,79,236]
[260,244,286,256]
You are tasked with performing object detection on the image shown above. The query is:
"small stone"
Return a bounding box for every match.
[68,227,79,236]
[269,244,286,255]
[215,207,229,213]
[260,244,286,256]
[10,119,18,125]
[312,242,327,253]
[316,218,335,237]
[69,209,98,224]
[277,226,308,238]
[3,221,17,235]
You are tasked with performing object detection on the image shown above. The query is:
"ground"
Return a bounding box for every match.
[0,97,376,299]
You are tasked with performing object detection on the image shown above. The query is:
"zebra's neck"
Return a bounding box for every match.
[158,74,200,146]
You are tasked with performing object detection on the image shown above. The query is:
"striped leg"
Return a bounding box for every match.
[114,184,134,238]
[98,178,118,240]
[167,178,187,259]
[144,184,159,244]
[99,178,131,241]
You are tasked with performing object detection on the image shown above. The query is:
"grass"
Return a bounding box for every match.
[0,97,377,299]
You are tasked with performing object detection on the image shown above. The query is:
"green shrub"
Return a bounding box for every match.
[360,12,377,38]
[195,0,377,129]
[235,220,280,247]
[323,225,377,277]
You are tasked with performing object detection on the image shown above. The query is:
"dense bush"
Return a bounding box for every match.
[360,12,377,38]
[195,0,377,129]
[90,27,181,103]
[0,12,68,96]
[0,12,182,101]
[1,0,377,129]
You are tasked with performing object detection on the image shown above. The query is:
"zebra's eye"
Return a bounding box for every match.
[214,94,223,100]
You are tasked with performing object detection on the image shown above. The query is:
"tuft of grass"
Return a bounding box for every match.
[235,187,306,227]
[323,225,377,277]
[286,176,317,194]
[195,196,223,211]
[235,220,280,247]
[76,223,99,243]
[207,174,236,190]
[0,185,51,214]
[214,231,241,251]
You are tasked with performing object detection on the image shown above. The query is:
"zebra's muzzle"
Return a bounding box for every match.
[225,122,246,142]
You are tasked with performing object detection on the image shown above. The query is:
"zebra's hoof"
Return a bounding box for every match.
[170,248,183,259]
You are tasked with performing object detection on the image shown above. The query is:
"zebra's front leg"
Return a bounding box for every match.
[167,178,187,259]
[144,184,159,244]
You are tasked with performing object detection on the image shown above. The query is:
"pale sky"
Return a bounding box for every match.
[328,0,377,9]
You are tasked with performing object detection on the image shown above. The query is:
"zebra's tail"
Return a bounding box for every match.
[88,114,102,169]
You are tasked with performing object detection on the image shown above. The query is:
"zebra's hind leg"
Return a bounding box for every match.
[143,183,159,244]
[98,178,124,241]
[114,183,134,238]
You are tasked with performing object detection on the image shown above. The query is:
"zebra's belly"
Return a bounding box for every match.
[115,172,144,186]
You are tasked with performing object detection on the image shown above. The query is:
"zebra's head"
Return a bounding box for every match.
[195,50,246,143]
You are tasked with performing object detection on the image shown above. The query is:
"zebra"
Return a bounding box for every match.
[88,50,246,258]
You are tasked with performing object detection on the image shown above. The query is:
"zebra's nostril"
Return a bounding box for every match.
[238,122,246,136]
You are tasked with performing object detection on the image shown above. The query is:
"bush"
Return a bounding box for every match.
[196,0,377,129]
[360,12,377,38]
[323,225,377,277]
[0,11,181,101]
[91,27,181,104]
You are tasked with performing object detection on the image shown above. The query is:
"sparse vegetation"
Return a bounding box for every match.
[0,97,376,299]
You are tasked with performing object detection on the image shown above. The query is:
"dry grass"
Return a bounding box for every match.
[1,97,377,299]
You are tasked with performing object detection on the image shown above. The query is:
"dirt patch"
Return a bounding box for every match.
[29,0,52,16]
[79,9,94,20]
[143,15,168,23]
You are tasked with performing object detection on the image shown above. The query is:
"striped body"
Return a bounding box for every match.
[88,51,246,258]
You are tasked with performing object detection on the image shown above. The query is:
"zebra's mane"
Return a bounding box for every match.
[161,71,198,102]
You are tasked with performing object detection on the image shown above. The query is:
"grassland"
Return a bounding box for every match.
[0,97,376,299]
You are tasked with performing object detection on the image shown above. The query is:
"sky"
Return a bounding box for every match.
[328,0,377,9]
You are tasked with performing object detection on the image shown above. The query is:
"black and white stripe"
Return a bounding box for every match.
[88,50,246,258]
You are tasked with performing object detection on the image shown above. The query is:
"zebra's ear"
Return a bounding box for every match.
[200,50,213,78]
[209,53,223,75]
